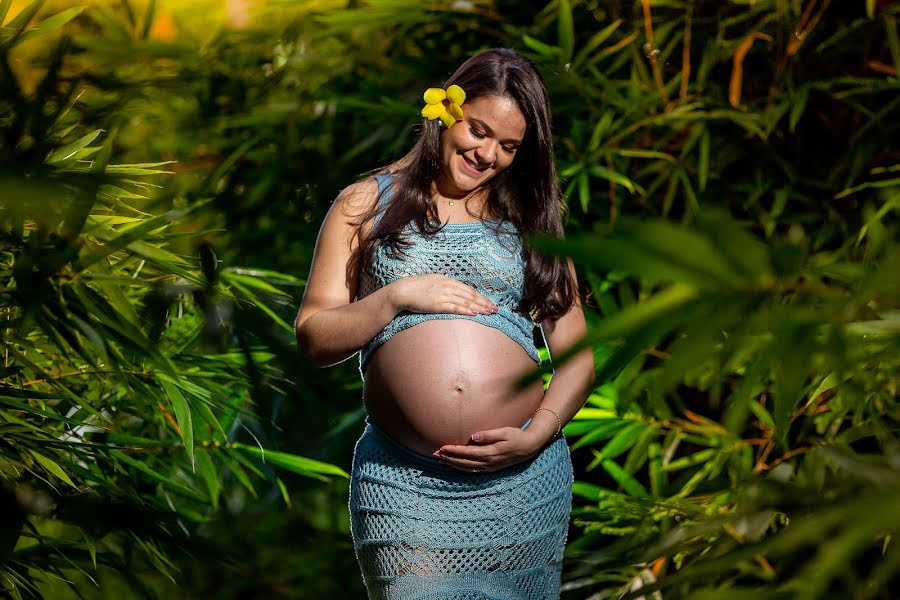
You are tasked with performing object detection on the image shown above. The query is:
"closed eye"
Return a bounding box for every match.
[471,126,517,154]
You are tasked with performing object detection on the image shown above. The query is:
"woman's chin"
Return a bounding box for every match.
[451,169,490,192]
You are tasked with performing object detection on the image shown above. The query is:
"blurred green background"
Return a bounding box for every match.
[1,0,898,598]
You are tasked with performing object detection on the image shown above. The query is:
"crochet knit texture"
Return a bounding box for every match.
[349,422,573,599]
[356,173,541,375]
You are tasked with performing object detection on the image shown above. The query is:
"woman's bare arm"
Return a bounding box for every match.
[294,179,397,368]
[526,258,596,443]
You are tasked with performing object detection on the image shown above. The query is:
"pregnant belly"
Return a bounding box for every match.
[363,319,545,456]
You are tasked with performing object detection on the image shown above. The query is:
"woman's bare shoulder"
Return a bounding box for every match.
[334,176,381,220]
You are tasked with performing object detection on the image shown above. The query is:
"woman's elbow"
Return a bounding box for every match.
[295,317,328,368]
[581,347,597,386]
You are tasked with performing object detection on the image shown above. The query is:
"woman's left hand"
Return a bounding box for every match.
[433,427,549,473]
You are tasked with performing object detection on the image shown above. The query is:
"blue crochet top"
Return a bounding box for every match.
[356,173,541,375]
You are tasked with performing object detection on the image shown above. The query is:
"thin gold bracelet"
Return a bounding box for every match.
[533,406,562,437]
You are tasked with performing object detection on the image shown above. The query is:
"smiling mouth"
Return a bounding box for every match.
[460,155,487,176]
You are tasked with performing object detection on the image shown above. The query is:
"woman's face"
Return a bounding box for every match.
[437,94,527,196]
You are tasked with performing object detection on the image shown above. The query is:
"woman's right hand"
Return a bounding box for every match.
[387,274,499,316]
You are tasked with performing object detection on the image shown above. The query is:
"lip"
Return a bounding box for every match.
[459,154,486,177]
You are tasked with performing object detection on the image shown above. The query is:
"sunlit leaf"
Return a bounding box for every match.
[161,380,194,464]
[232,442,348,480]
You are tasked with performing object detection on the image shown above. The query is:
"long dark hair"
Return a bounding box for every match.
[350,48,576,323]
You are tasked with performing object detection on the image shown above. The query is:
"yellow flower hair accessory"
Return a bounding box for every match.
[421,84,466,128]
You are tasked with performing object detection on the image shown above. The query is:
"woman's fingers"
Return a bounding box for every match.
[444,284,498,314]
[435,444,493,460]
[400,274,499,315]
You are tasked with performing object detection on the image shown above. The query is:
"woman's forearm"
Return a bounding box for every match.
[528,347,596,445]
[295,285,398,368]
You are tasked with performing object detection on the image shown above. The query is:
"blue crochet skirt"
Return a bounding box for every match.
[348,420,573,600]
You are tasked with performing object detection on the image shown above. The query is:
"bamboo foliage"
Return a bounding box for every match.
[0,2,346,598]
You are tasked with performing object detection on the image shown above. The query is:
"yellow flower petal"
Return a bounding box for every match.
[423,88,447,104]
[447,103,464,121]
[446,85,466,105]
[440,110,457,128]
[422,103,444,120]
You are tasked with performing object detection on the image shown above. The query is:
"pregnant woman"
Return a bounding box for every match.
[295,48,595,599]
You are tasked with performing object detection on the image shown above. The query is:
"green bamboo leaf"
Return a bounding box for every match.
[0,385,64,400]
[589,165,639,194]
[677,168,700,213]
[83,530,97,569]
[161,380,194,464]
[97,184,150,201]
[587,284,699,342]
[79,204,196,268]
[228,277,293,333]
[221,271,291,297]
[0,397,92,425]
[195,448,220,509]
[15,6,84,45]
[86,215,142,226]
[789,84,809,133]
[559,161,582,178]
[570,420,628,451]
[856,194,900,246]
[575,406,616,419]
[219,452,257,497]
[52,147,104,170]
[588,111,614,151]
[664,448,718,471]
[70,314,108,362]
[0,0,42,44]
[622,426,655,474]
[577,171,590,213]
[698,127,710,191]
[614,149,676,162]
[558,0,574,63]
[30,451,77,489]
[748,398,775,430]
[140,0,156,39]
[674,460,717,498]
[522,34,560,58]
[806,372,840,408]
[224,268,304,286]
[834,176,900,199]
[110,450,207,502]
[653,298,746,395]
[563,419,605,436]
[232,442,348,480]
[695,210,772,282]
[648,442,664,497]
[589,316,670,386]
[725,351,772,434]
[104,161,176,173]
[572,481,604,501]
[0,0,12,27]
[598,422,647,461]
[772,327,813,447]
[45,129,102,165]
[533,220,741,287]
[276,477,291,508]
[601,459,649,498]
[573,19,622,68]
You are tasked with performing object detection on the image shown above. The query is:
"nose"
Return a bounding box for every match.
[474,140,497,166]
